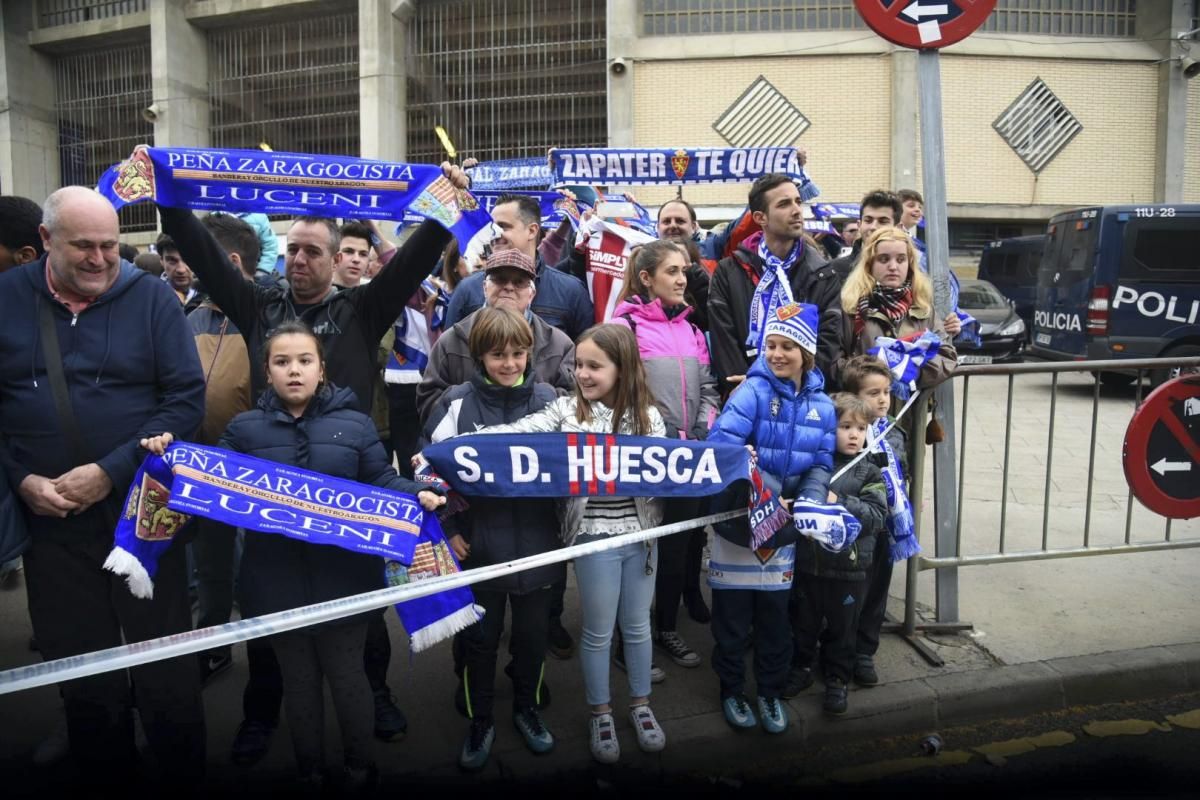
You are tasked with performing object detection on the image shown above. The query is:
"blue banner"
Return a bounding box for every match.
[551,147,808,187]
[97,145,491,248]
[420,433,791,548]
[466,157,552,191]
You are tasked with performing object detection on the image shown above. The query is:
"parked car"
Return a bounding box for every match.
[957,279,1026,364]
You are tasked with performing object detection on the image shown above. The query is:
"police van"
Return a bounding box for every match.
[1029,204,1200,385]
[976,234,1046,334]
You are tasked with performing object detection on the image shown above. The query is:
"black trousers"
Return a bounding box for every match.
[790,573,866,682]
[683,527,706,596]
[460,586,552,721]
[710,588,791,700]
[856,535,893,658]
[191,517,237,658]
[654,497,702,632]
[388,383,420,480]
[23,531,206,785]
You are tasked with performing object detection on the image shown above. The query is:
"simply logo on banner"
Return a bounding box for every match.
[551,147,808,186]
[98,145,492,247]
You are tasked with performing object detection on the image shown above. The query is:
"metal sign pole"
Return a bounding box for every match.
[916,48,960,623]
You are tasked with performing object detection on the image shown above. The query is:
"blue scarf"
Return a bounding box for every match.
[791,499,862,553]
[103,442,481,651]
[745,231,802,353]
[385,279,444,385]
[466,157,553,191]
[421,433,790,548]
[551,147,809,186]
[868,332,943,400]
[97,145,492,250]
[869,418,920,562]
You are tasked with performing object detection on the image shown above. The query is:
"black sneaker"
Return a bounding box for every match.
[853,655,879,687]
[824,677,849,716]
[199,652,233,686]
[654,631,701,668]
[373,689,408,741]
[547,617,575,659]
[459,718,495,772]
[230,719,275,766]
[782,666,814,698]
[683,590,711,624]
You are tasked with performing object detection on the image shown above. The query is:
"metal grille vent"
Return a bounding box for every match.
[713,76,810,148]
[992,78,1082,174]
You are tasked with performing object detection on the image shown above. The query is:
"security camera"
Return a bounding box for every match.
[610,58,628,76]
[1183,56,1200,79]
[142,103,161,123]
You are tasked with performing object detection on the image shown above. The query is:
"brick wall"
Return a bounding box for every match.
[1185,78,1200,203]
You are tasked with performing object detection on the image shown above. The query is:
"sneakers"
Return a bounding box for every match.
[721,694,757,730]
[628,704,666,753]
[612,642,666,684]
[547,617,575,659]
[512,707,554,754]
[230,719,275,766]
[782,666,814,698]
[683,590,711,624]
[654,631,701,668]
[458,718,495,772]
[824,677,849,716]
[0,556,22,589]
[757,696,789,734]
[589,712,620,764]
[372,689,408,741]
[199,652,233,686]
[853,655,879,687]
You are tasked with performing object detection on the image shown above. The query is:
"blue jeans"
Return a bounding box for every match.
[573,537,658,706]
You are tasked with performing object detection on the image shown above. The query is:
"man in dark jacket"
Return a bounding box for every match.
[826,189,903,282]
[158,162,470,762]
[708,174,843,390]
[0,186,206,787]
[443,193,593,339]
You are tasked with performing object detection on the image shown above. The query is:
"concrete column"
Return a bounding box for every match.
[890,48,919,192]
[359,0,406,161]
[606,0,636,146]
[0,4,60,200]
[149,0,208,148]
[1147,0,1193,202]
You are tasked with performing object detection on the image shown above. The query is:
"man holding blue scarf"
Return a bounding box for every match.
[157,162,471,765]
[709,174,843,393]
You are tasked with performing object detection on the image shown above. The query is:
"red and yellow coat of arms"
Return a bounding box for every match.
[133,472,188,542]
[671,149,690,181]
[112,146,156,203]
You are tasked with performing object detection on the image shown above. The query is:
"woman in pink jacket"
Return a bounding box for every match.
[612,239,720,672]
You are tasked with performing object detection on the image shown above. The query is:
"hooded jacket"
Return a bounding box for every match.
[159,205,449,414]
[610,296,718,440]
[0,259,205,542]
[709,235,843,386]
[707,357,836,500]
[422,365,564,594]
[473,395,666,546]
[221,383,426,621]
[793,451,887,582]
[416,307,575,426]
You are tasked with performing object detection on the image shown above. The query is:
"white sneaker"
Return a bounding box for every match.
[589,712,620,764]
[628,704,665,753]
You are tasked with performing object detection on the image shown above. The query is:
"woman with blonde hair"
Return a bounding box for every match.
[838,227,959,385]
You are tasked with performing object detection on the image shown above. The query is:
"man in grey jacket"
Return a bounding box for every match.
[417,249,575,427]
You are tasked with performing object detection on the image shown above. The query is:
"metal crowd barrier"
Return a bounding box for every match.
[890,356,1200,665]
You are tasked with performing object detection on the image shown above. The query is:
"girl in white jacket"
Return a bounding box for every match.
[476,323,667,765]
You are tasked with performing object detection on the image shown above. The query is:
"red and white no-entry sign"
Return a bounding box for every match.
[1123,375,1200,519]
[855,0,997,49]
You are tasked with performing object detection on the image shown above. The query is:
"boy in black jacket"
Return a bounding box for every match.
[420,307,564,772]
[785,393,887,716]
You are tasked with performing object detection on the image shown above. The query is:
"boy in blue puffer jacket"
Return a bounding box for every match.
[706,302,836,735]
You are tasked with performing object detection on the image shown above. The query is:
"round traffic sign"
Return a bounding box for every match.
[855,0,997,50]
[1122,374,1200,519]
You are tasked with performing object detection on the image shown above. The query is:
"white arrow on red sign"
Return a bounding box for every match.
[1151,457,1192,476]
[901,2,950,43]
